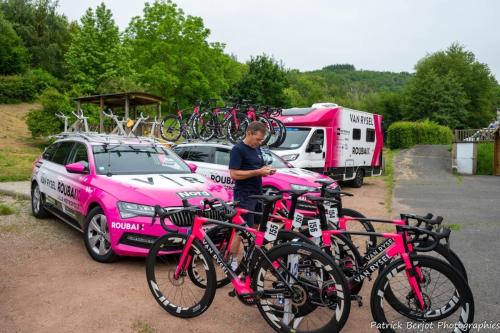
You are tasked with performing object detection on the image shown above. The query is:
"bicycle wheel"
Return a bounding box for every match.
[382,242,468,319]
[267,117,286,148]
[325,233,364,295]
[159,115,182,142]
[227,112,248,144]
[146,234,216,318]
[256,115,273,145]
[371,255,474,332]
[253,242,351,333]
[214,109,231,140]
[193,111,215,141]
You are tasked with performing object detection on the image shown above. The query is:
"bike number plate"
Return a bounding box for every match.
[265,222,280,242]
[326,206,339,223]
[292,212,304,228]
[308,219,322,238]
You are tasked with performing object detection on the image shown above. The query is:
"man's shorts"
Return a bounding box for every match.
[234,190,262,227]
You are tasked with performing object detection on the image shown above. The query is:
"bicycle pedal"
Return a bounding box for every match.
[351,294,363,307]
[228,289,236,298]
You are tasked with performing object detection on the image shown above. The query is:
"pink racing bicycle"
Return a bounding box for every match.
[146,197,351,333]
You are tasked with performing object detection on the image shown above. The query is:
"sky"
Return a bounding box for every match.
[57,0,500,79]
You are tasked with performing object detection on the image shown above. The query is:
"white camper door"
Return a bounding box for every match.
[303,129,325,170]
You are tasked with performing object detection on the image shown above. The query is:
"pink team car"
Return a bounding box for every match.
[31,133,230,262]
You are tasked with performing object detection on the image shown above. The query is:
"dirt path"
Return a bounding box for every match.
[0,178,389,333]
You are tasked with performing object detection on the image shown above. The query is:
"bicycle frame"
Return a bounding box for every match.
[169,208,298,297]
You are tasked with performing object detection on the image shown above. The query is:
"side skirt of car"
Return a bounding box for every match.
[44,202,84,233]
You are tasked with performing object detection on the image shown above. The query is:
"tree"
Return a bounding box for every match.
[1,0,72,78]
[125,0,242,106]
[405,43,498,128]
[65,3,129,94]
[233,54,290,107]
[0,12,29,74]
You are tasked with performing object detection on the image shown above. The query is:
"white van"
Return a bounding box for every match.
[273,103,384,187]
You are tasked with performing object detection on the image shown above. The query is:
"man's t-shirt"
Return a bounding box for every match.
[229,141,264,193]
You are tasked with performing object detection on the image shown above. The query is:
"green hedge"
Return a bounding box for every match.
[0,69,59,103]
[387,120,453,149]
[477,142,493,175]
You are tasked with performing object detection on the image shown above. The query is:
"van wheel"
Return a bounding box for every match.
[350,169,364,188]
[84,207,119,263]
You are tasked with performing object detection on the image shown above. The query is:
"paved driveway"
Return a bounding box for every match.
[393,145,500,323]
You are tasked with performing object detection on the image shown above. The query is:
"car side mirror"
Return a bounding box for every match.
[187,163,198,172]
[65,162,88,174]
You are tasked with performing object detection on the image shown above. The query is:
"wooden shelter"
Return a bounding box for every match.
[73,92,165,133]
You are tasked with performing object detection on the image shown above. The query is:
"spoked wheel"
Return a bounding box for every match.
[371,255,474,332]
[267,117,286,148]
[146,234,216,318]
[160,115,182,141]
[227,112,248,144]
[253,242,351,333]
[194,111,215,141]
[256,116,273,146]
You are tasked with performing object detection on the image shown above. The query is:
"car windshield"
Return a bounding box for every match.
[92,144,190,175]
[275,127,311,150]
[261,149,290,168]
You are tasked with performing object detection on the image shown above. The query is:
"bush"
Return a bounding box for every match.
[0,69,59,103]
[477,142,493,175]
[26,88,71,137]
[387,120,453,149]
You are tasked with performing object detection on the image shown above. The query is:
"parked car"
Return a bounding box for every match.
[172,142,339,212]
[31,133,230,262]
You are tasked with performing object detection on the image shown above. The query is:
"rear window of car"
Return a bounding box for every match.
[51,142,76,165]
[92,144,190,175]
[42,143,59,161]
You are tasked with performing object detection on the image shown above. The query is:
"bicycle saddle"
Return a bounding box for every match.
[248,194,283,203]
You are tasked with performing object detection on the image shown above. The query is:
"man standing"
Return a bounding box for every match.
[229,121,276,226]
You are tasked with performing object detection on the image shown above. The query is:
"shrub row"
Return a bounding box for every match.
[387,120,453,149]
[0,69,59,103]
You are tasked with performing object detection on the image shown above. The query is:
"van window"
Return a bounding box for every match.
[353,128,361,140]
[366,128,375,142]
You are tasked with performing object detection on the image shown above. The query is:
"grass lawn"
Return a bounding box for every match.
[0,103,45,182]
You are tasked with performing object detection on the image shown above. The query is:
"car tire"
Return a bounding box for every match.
[84,206,119,263]
[31,182,50,218]
[350,169,364,188]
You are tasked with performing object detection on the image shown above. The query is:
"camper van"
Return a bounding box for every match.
[273,103,383,187]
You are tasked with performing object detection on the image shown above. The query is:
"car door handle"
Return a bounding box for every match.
[323,152,325,158]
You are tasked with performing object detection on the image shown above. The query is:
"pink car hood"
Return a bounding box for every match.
[90,173,229,206]
[270,167,336,188]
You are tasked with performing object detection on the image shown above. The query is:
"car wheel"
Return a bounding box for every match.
[350,169,364,188]
[84,207,119,263]
[31,182,49,218]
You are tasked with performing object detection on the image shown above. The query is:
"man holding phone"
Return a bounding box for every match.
[229,121,276,227]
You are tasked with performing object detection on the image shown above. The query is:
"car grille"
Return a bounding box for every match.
[165,204,232,227]
[168,210,195,227]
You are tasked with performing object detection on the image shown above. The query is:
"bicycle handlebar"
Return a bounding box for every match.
[203,197,237,219]
[404,225,451,252]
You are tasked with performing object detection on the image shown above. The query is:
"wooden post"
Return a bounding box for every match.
[99,96,104,133]
[125,94,129,120]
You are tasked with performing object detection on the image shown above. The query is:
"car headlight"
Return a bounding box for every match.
[290,184,318,192]
[282,154,299,161]
[117,201,156,219]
